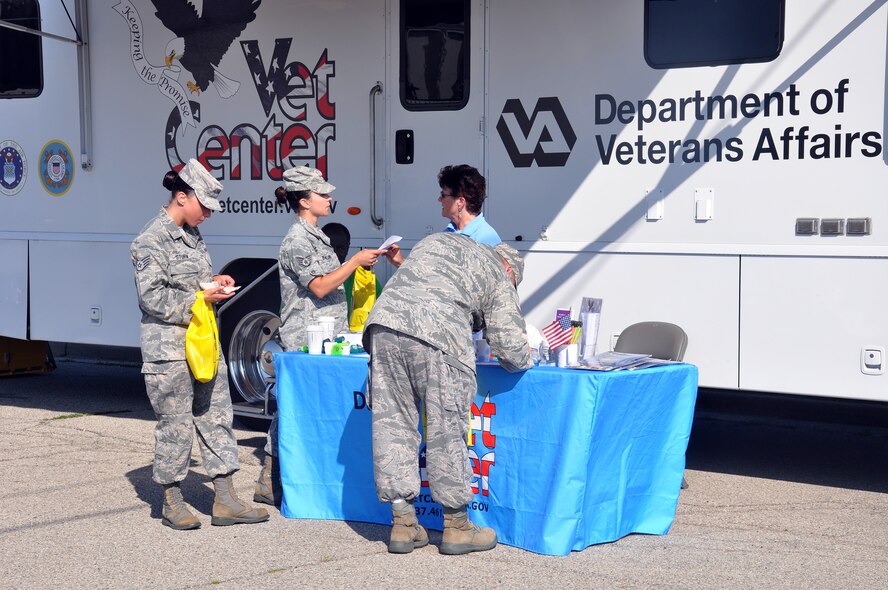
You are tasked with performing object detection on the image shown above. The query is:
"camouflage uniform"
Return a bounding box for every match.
[278,216,348,349]
[266,216,348,456]
[131,208,239,485]
[364,233,532,508]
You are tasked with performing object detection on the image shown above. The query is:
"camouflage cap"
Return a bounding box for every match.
[494,242,524,287]
[283,166,336,194]
[178,159,223,211]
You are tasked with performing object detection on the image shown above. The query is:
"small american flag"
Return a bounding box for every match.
[542,314,574,349]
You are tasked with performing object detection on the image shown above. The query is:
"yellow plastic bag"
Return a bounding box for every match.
[349,266,378,332]
[185,291,219,382]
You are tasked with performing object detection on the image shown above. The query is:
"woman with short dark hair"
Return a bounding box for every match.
[385,164,501,268]
[438,164,501,245]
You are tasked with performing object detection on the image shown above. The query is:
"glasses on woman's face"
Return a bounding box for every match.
[439,190,455,200]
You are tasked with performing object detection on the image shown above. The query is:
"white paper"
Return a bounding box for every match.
[378,235,402,250]
[200,281,240,294]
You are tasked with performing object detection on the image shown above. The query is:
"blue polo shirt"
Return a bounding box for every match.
[444,212,501,246]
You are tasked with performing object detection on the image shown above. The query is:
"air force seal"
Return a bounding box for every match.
[39,140,75,197]
[0,140,27,196]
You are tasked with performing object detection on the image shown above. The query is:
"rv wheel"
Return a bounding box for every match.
[226,310,282,404]
[217,258,282,404]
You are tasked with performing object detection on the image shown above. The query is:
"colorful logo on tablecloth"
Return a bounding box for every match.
[417,391,497,504]
[469,393,497,498]
[0,140,27,196]
[38,140,75,196]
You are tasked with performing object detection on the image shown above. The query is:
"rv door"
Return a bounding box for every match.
[384,0,485,257]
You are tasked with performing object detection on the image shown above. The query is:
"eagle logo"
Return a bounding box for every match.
[151,0,262,98]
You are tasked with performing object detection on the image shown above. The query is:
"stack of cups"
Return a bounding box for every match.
[307,325,324,354]
[318,316,336,341]
[555,343,578,368]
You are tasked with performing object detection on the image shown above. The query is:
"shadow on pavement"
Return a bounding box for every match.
[125,464,217,520]
[686,388,888,493]
[0,361,153,419]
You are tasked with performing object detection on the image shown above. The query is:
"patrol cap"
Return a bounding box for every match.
[494,242,524,287]
[283,166,335,194]
[178,159,223,212]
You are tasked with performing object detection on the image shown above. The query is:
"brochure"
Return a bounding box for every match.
[626,358,681,370]
[378,235,402,250]
[575,351,651,371]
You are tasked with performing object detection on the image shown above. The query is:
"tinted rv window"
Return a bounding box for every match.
[0,0,42,97]
[645,0,784,69]
[400,0,469,111]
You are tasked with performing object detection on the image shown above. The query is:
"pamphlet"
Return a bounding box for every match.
[576,351,651,371]
[378,235,402,250]
[626,358,680,370]
[199,281,241,294]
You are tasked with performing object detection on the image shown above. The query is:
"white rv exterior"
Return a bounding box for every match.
[1,1,885,401]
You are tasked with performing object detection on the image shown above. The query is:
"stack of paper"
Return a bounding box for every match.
[577,351,652,371]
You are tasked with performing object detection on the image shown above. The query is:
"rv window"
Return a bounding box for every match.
[645,0,784,69]
[0,0,42,98]
[400,0,469,111]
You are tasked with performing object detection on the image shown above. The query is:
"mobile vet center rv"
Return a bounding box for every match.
[1,0,885,405]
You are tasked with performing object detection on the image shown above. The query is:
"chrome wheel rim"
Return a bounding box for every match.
[227,310,282,403]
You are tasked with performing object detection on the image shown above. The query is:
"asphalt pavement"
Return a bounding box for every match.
[1,358,886,589]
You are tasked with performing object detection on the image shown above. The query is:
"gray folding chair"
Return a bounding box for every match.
[614,321,688,361]
[614,321,690,489]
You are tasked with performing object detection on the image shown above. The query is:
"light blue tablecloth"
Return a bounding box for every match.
[274,352,698,555]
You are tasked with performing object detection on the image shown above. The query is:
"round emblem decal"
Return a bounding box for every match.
[0,140,27,196]
[39,140,76,197]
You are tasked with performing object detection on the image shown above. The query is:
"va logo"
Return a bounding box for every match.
[496,97,576,167]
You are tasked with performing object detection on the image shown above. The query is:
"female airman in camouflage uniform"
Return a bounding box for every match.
[131,159,268,530]
[254,166,386,506]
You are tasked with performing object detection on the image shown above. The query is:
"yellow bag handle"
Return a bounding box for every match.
[185,291,220,383]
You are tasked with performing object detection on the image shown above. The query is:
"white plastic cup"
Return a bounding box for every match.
[555,343,578,368]
[307,325,324,354]
[567,343,578,366]
[318,316,336,341]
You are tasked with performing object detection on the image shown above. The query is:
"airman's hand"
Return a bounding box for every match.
[213,274,235,287]
[351,248,386,268]
[383,243,404,267]
[202,286,235,303]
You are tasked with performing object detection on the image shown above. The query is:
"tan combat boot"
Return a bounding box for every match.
[253,454,282,506]
[161,483,200,530]
[440,508,497,555]
[211,474,270,526]
[388,499,429,554]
